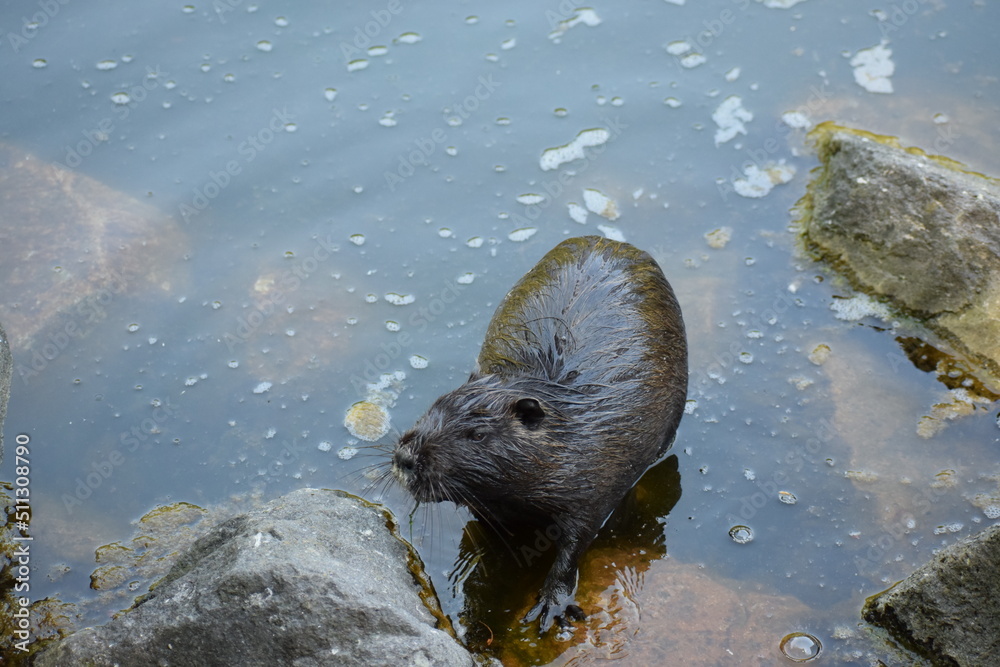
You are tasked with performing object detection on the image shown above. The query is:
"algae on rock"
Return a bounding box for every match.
[797,123,1000,394]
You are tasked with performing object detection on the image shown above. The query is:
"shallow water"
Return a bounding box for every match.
[2,1,999,664]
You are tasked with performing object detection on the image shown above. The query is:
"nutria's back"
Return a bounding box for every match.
[478,236,687,460]
[392,235,687,631]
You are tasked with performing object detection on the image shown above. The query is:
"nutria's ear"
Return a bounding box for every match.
[513,397,545,428]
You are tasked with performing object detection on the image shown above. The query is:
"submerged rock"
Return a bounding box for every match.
[0,143,185,355]
[798,123,1000,393]
[34,488,474,667]
[863,524,1000,666]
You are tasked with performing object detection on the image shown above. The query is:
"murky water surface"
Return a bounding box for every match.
[2,1,999,664]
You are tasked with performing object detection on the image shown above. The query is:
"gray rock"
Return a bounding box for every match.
[863,524,1000,666]
[35,488,475,667]
[0,320,10,465]
[800,124,1000,390]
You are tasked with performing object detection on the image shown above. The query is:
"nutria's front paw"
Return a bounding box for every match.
[523,599,586,632]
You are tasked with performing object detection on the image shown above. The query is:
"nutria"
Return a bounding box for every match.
[392,235,687,631]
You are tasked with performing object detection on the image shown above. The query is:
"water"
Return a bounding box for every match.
[2,1,999,664]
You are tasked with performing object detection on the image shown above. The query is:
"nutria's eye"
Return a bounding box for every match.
[466,426,489,442]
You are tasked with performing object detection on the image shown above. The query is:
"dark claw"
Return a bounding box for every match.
[564,604,586,622]
[523,599,586,633]
[523,598,554,632]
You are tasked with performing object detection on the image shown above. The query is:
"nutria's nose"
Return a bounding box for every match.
[393,449,416,473]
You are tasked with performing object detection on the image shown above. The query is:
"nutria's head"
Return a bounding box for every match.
[392,374,566,515]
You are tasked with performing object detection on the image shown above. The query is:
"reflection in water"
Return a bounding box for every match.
[454,455,681,662]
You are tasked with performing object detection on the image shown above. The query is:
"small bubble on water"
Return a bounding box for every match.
[96,59,118,70]
[32,59,48,69]
[984,506,1000,520]
[256,40,273,52]
[275,16,289,27]
[127,323,140,333]
[409,355,428,369]
[779,491,798,505]
[316,440,332,452]
[729,525,754,544]
[338,446,358,459]
[349,233,365,246]
[779,632,822,662]
[739,351,753,364]
[253,381,272,394]
[324,87,338,102]
[228,360,239,369]
[111,92,131,105]
[385,321,401,332]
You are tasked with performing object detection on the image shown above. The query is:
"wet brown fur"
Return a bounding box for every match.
[393,236,688,630]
